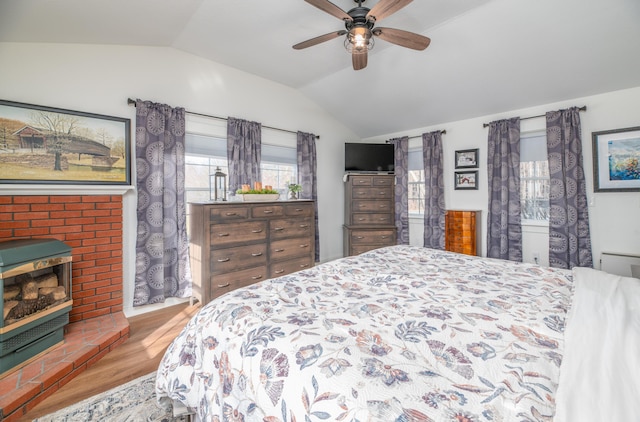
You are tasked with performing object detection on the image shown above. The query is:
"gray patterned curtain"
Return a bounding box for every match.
[297,131,319,262]
[227,117,261,195]
[422,131,445,249]
[389,136,409,244]
[487,117,522,261]
[546,107,593,269]
[134,100,191,306]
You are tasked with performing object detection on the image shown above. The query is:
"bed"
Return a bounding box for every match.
[156,245,640,421]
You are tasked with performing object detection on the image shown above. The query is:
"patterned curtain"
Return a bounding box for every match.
[297,131,320,262]
[389,137,409,244]
[227,117,261,195]
[422,131,445,249]
[133,100,191,306]
[546,107,593,268]
[487,117,522,261]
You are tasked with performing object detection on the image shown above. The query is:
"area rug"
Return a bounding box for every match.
[33,372,190,422]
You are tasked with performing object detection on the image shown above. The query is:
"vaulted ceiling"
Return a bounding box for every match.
[1,0,639,138]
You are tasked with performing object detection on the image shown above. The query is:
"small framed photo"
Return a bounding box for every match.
[592,126,640,192]
[454,171,478,190]
[455,148,479,168]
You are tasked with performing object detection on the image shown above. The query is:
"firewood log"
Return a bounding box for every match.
[35,273,59,289]
[21,280,39,300]
[39,286,67,301]
[3,284,21,301]
[3,300,19,321]
[5,296,53,320]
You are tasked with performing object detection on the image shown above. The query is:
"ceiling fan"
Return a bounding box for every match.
[293,0,431,71]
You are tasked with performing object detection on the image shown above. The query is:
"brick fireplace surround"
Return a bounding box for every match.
[0,194,129,421]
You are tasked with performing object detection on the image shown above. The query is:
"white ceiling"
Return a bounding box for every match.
[1,0,639,138]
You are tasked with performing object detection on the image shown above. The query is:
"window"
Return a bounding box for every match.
[520,131,549,223]
[184,132,297,203]
[408,148,425,214]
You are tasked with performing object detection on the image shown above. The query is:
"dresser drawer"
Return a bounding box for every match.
[350,229,396,245]
[349,175,394,187]
[270,256,313,277]
[252,204,284,218]
[353,200,393,213]
[210,221,267,247]
[284,203,314,217]
[209,206,250,221]
[352,186,393,199]
[270,237,313,261]
[270,218,313,240]
[351,244,385,256]
[211,243,267,274]
[210,266,268,299]
[350,213,393,225]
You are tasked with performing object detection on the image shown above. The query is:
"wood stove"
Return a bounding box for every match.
[0,238,72,375]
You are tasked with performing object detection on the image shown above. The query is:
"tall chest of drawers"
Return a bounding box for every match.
[189,200,315,304]
[343,174,397,256]
[445,210,480,256]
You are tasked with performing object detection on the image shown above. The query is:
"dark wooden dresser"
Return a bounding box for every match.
[343,174,397,256]
[445,210,481,256]
[189,200,315,304]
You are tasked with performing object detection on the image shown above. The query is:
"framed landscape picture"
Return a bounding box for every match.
[0,99,131,185]
[455,170,478,190]
[455,148,479,168]
[592,126,640,192]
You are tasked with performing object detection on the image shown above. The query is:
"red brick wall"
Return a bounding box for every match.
[0,195,123,323]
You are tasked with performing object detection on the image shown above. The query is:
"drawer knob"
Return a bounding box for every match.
[356,236,364,239]
[300,264,309,268]
[299,224,309,228]
[218,233,230,237]
[252,275,263,280]
[217,283,230,288]
[251,252,263,257]
[275,248,285,252]
[295,208,303,212]
[358,217,365,221]
[252,229,264,233]
[263,210,273,214]
[300,244,309,248]
[217,258,231,262]
[381,236,388,239]
[274,227,284,231]
[274,269,285,274]
[225,212,237,216]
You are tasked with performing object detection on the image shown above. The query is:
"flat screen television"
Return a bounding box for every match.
[344,142,395,173]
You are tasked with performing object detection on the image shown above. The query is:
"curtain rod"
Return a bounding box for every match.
[409,130,446,140]
[127,98,320,139]
[482,105,587,128]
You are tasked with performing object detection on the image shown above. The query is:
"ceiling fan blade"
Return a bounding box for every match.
[373,27,431,50]
[293,30,347,50]
[366,0,413,22]
[352,50,368,71]
[304,0,351,21]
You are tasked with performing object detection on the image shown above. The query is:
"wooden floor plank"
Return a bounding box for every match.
[19,302,200,421]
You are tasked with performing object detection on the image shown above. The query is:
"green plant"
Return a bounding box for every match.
[287,183,302,193]
[235,188,279,194]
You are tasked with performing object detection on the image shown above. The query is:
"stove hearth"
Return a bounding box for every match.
[0,238,73,376]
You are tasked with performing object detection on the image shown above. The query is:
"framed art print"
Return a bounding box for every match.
[592,126,640,192]
[455,170,478,190]
[455,148,479,169]
[0,99,131,185]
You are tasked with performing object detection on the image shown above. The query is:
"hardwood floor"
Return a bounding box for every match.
[20,301,201,421]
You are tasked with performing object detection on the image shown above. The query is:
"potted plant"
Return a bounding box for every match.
[287,183,302,200]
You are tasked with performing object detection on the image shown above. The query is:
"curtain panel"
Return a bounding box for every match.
[486,117,523,261]
[389,137,409,244]
[227,117,261,195]
[297,131,320,262]
[133,99,192,306]
[422,131,445,249]
[545,107,593,269]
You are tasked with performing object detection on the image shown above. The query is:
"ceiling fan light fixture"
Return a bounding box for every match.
[344,26,374,53]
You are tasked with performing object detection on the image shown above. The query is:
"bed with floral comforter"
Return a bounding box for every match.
[156,245,574,422]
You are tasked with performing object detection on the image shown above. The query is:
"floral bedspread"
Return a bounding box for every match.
[156,246,573,422]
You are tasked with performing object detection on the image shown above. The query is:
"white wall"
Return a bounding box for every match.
[367,86,640,268]
[0,42,356,316]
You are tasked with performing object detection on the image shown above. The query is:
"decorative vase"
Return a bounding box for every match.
[289,191,298,200]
